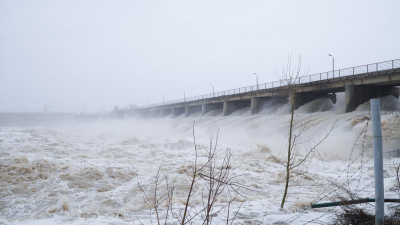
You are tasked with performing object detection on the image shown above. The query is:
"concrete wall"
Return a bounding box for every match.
[345,85,399,112]
[172,107,185,117]
[292,92,336,109]
[141,111,151,117]
[202,103,223,116]
[251,97,288,115]
[161,108,172,117]
[185,105,202,117]
[223,100,251,116]
[151,110,161,117]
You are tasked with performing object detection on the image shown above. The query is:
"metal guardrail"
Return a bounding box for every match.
[142,59,400,109]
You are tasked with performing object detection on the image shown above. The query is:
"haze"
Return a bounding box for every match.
[1,0,399,113]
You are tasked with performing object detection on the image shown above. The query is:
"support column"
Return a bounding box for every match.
[371,98,384,225]
[250,97,262,115]
[345,85,364,113]
[185,106,191,117]
[222,101,232,116]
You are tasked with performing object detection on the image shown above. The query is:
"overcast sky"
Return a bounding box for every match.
[1,0,399,113]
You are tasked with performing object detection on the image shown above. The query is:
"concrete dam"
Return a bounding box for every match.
[121,59,400,117]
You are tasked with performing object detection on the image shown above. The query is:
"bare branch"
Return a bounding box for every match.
[291,120,336,170]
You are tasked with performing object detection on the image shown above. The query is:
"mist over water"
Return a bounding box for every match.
[1,97,400,224]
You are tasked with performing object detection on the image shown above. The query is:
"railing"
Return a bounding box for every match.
[142,59,400,109]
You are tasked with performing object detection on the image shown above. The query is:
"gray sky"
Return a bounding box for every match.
[1,0,399,113]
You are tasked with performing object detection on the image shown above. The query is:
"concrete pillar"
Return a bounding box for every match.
[201,103,223,116]
[345,85,399,113]
[172,107,185,117]
[223,100,251,116]
[250,97,268,115]
[345,85,364,113]
[222,101,232,116]
[185,106,190,117]
[185,105,202,117]
[250,97,262,115]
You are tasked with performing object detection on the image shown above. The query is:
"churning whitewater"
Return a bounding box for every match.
[1,96,400,225]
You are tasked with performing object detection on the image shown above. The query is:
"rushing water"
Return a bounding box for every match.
[1,97,400,225]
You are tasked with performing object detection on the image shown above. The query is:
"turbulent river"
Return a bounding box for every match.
[1,96,400,225]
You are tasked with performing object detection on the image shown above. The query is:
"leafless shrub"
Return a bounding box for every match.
[137,166,177,225]
[332,205,400,225]
[332,207,375,225]
[137,122,248,224]
[330,179,400,225]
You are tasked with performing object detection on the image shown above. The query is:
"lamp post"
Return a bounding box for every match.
[147,99,149,108]
[162,95,164,105]
[253,73,259,90]
[182,91,185,102]
[328,54,334,78]
[210,84,214,97]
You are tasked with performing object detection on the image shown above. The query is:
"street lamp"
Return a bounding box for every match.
[210,84,214,97]
[147,99,149,108]
[182,91,185,102]
[328,54,334,78]
[162,95,164,105]
[253,73,259,90]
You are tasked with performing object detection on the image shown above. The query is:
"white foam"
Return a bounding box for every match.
[1,97,400,224]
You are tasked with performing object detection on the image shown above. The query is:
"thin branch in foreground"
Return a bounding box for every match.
[137,122,251,224]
